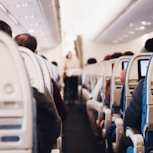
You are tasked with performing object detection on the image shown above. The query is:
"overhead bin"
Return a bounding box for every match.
[95,0,153,44]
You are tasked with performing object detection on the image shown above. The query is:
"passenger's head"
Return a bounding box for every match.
[41,55,48,61]
[66,51,73,59]
[144,38,153,52]
[123,51,134,56]
[110,52,123,59]
[103,54,111,61]
[120,51,134,84]
[52,61,58,66]
[120,69,126,84]
[0,20,12,37]
[14,33,37,52]
[87,58,97,64]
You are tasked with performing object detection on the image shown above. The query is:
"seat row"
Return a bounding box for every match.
[79,51,153,153]
[0,31,63,153]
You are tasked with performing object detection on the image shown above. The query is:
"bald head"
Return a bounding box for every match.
[14,33,37,52]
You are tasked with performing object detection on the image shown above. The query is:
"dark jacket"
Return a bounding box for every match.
[51,78,68,121]
[124,79,144,133]
[33,87,61,153]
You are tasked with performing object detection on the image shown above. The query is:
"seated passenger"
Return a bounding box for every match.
[87,57,97,65]
[86,52,122,143]
[1,20,61,153]
[116,38,153,153]
[107,51,134,153]
[41,56,68,122]
[14,33,62,153]
[116,79,144,153]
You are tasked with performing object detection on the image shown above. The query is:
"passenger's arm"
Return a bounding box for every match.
[124,79,144,132]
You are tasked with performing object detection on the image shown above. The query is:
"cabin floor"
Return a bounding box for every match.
[62,101,106,153]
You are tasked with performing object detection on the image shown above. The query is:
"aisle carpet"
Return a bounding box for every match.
[63,104,106,153]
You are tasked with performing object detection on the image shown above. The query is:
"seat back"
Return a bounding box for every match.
[19,47,62,153]
[125,54,153,153]
[99,61,108,77]
[110,55,132,112]
[106,54,150,153]
[44,60,57,82]
[123,52,152,112]
[0,31,34,152]
[109,56,132,153]
[91,62,105,87]
[18,46,45,93]
[101,59,117,103]
[82,63,98,91]
[99,59,117,140]
[142,53,153,153]
[36,55,53,94]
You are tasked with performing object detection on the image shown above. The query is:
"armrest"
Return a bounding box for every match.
[126,127,144,153]
[101,106,112,138]
[51,149,60,153]
[81,88,92,101]
[112,115,124,153]
[96,103,103,126]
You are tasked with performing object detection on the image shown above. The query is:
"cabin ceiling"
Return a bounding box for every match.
[0,0,153,51]
[0,0,61,51]
[95,0,153,44]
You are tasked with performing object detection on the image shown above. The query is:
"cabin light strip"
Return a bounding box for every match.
[0,2,27,32]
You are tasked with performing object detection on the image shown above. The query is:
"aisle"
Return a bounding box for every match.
[63,104,106,153]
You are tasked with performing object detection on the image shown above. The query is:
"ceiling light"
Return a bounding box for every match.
[8,14,19,25]
[0,3,7,12]
[141,21,147,25]
[128,31,135,35]
[29,15,35,19]
[28,29,34,33]
[15,2,29,8]
[141,21,151,26]
[30,23,39,27]
[135,26,145,30]
[23,14,36,20]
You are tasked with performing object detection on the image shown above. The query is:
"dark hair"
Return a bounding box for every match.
[103,54,111,61]
[123,51,134,56]
[87,58,97,64]
[0,20,12,37]
[14,33,37,52]
[41,55,47,60]
[144,38,153,52]
[111,52,123,59]
[52,61,58,66]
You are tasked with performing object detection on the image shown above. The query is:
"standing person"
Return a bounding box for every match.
[64,51,80,105]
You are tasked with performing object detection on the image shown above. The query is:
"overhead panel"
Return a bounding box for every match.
[0,0,61,51]
[95,0,153,44]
